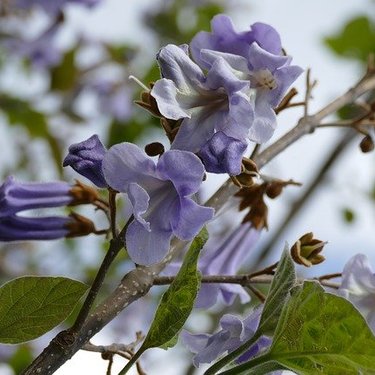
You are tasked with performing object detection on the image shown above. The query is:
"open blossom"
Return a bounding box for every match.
[151,44,254,174]
[63,134,107,188]
[190,14,282,69]
[338,254,375,331]
[181,308,271,367]
[189,15,303,143]
[102,142,214,265]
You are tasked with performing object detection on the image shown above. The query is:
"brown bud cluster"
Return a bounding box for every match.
[291,232,326,267]
[69,180,99,206]
[65,212,97,238]
[235,178,301,230]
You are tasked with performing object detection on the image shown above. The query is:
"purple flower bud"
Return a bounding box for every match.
[198,131,247,175]
[0,176,73,217]
[0,213,96,242]
[63,135,107,188]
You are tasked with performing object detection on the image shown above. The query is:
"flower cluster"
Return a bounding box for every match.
[1,15,301,268]
[151,14,302,174]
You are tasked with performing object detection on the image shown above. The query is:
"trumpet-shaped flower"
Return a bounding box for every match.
[151,44,254,173]
[102,142,214,265]
[0,176,98,217]
[338,254,375,331]
[181,308,271,367]
[63,134,107,188]
[0,213,95,241]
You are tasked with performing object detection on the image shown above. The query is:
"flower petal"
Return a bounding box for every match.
[248,94,277,143]
[157,44,206,93]
[157,150,205,196]
[198,131,247,175]
[151,78,192,120]
[171,197,214,241]
[102,142,159,192]
[127,183,150,231]
[126,219,172,265]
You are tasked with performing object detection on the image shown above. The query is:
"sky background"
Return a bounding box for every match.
[1,0,373,374]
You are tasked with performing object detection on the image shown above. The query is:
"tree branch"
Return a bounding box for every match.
[22,70,375,375]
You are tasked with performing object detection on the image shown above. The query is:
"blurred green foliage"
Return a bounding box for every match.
[325,16,375,62]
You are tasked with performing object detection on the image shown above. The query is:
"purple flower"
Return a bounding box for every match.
[199,45,303,143]
[188,15,303,144]
[0,176,73,217]
[197,223,259,308]
[198,131,247,175]
[151,44,254,161]
[14,0,101,16]
[91,80,132,122]
[63,134,107,188]
[102,142,214,265]
[190,14,282,69]
[0,213,96,241]
[0,176,99,216]
[338,254,375,331]
[181,308,271,367]
[3,26,61,69]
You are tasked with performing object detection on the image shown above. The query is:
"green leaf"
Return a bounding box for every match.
[342,207,355,224]
[205,245,296,375]
[269,281,375,374]
[143,227,208,349]
[50,49,77,91]
[325,16,375,62]
[225,281,375,375]
[0,276,88,344]
[0,95,48,138]
[8,345,34,374]
[119,228,208,375]
[258,245,296,334]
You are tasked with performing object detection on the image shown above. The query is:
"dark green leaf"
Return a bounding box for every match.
[325,16,375,62]
[0,95,48,138]
[0,276,88,344]
[8,345,34,374]
[342,208,355,224]
[226,281,375,374]
[119,228,208,374]
[143,227,208,350]
[50,49,77,91]
[258,245,296,334]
